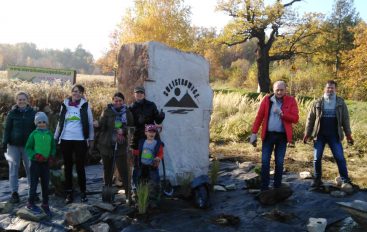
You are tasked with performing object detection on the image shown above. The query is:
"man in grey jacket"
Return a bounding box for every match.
[304,80,354,188]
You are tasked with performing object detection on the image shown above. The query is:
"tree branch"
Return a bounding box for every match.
[283,0,302,8]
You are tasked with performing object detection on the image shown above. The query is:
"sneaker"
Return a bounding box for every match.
[311,179,323,188]
[80,192,88,203]
[26,204,42,214]
[9,192,20,204]
[65,193,73,204]
[41,204,52,217]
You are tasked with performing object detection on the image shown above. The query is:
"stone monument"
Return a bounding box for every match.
[117,42,212,185]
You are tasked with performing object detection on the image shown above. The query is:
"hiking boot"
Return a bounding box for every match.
[65,193,73,204]
[41,204,52,217]
[26,204,42,214]
[9,192,20,204]
[80,192,88,203]
[311,179,323,188]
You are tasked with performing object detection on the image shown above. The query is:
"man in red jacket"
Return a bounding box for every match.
[249,81,299,191]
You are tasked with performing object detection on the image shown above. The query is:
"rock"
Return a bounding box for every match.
[237,162,254,172]
[351,200,367,212]
[330,191,346,198]
[5,217,31,231]
[213,185,227,192]
[244,173,261,189]
[225,184,236,190]
[262,209,295,222]
[16,207,47,222]
[337,200,367,229]
[341,183,354,194]
[334,176,342,187]
[101,213,131,230]
[65,206,93,226]
[256,186,293,205]
[0,202,12,214]
[90,222,110,232]
[93,202,115,212]
[117,42,212,185]
[306,217,327,232]
[299,171,312,179]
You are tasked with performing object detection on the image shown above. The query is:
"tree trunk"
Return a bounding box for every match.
[256,48,271,93]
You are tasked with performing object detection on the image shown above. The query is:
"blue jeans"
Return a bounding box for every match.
[261,132,287,190]
[28,160,50,205]
[313,134,349,181]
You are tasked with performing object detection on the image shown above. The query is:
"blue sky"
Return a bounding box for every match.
[0,0,366,59]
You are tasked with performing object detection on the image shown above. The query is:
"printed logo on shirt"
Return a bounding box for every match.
[65,111,81,121]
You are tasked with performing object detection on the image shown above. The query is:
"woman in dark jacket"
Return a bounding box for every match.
[54,84,94,204]
[2,91,36,203]
[96,92,134,201]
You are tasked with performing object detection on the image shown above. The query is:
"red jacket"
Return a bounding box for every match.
[252,94,299,143]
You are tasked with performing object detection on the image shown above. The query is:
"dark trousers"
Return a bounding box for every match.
[28,160,49,205]
[61,140,87,193]
[102,144,129,189]
[261,132,287,190]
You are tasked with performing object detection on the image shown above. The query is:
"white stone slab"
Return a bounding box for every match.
[121,42,212,185]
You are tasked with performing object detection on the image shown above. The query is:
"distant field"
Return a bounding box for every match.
[0,70,114,83]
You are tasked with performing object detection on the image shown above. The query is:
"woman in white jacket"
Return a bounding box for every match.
[54,84,94,204]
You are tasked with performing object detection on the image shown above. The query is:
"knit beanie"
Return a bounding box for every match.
[34,112,49,125]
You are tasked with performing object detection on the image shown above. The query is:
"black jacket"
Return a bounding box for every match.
[3,105,36,146]
[129,99,164,148]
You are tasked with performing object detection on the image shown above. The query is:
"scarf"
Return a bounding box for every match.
[110,104,127,128]
[68,99,81,107]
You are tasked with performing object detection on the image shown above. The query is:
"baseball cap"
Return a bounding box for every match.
[134,86,145,93]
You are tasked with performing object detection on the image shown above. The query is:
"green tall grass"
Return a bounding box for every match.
[137,182,150,214]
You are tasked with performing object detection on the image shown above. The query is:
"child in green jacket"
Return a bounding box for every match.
[25,112,56,217]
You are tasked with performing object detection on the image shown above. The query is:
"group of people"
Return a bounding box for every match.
[250,80,354,191]
[2,84,165,216]
[2,79,354,216]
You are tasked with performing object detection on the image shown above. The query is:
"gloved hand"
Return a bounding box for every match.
[159,109,165,120]
[303,135,309,144]
[346,135,354,146]
[249,133,257,147]
[153,157,161,168]
[35,154,47,162]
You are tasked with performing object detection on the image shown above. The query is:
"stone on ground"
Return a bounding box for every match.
[65,206,93,226]
[257,186,293,205]
[307,217,327,232]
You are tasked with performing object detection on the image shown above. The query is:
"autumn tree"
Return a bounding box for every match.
[319,0,360,77]
[339,21,367,100]
[217,0,322,92]
[96,0,194,74]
